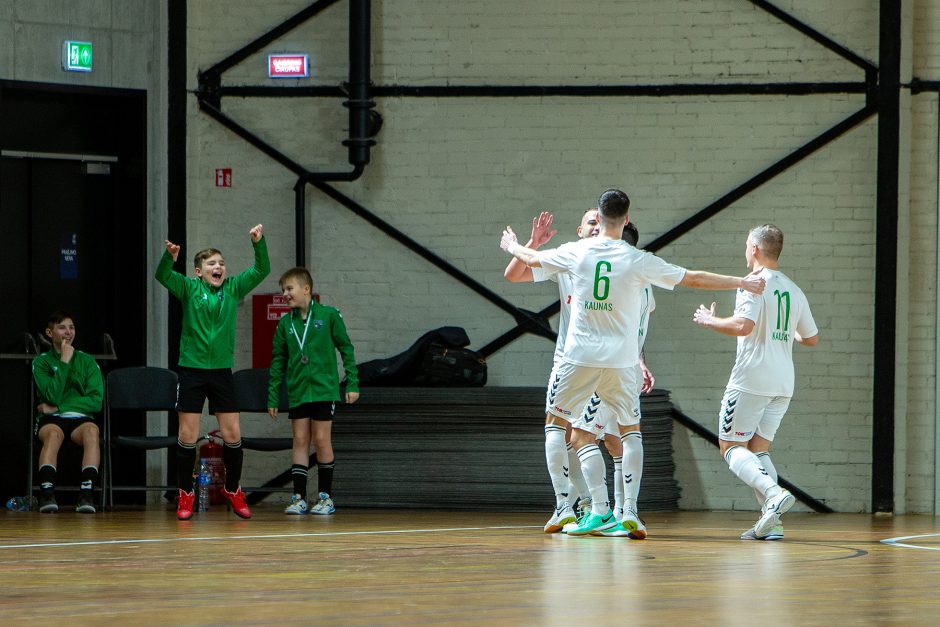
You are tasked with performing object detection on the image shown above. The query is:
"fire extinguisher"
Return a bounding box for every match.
[201,430,225,505]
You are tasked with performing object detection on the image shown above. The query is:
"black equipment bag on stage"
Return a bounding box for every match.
[356,327,487,387]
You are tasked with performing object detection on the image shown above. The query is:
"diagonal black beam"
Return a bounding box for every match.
[670,408,834,513]
[197,96,363,181]
[198,0,343,81]
[749,0,877,74]
[218,82,869,99]
[481,104,876,357]
[646,104,876,252]
[309,179,555,339]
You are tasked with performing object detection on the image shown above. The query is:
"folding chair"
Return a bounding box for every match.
[233,368,294,497]
[105,366,181,509]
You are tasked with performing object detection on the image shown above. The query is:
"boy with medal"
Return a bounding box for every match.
[267,267,359,515]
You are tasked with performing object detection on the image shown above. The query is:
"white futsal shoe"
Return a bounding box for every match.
[544,502,576,533]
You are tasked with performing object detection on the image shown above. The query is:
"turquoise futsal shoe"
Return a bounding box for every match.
[566,510,617,536]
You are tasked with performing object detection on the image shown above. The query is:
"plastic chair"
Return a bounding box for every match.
[105,366,181,509]
[232,368,296,498]
[234,368,292,452]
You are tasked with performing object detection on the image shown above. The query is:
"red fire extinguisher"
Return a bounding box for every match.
[201,430,226,505]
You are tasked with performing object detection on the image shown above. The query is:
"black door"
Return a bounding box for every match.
[0,82,147,503]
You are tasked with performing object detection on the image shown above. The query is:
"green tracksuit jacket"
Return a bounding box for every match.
[156,237,270,369]
[32,349,104,419]
[267,302,359,408]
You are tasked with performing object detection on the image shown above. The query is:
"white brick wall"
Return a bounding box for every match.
[181,0,940,512]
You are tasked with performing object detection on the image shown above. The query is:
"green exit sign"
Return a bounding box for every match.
[63,41,93,72]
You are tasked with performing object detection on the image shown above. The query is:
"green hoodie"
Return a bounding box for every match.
[156,237,270,369]
[32,349,103,419]
[268,302,359,408]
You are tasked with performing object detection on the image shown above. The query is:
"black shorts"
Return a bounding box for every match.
[177,367,239,414]
[36,415,96,439]
[289,401,336,421]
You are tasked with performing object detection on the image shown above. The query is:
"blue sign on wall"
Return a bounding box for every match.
[60,233,78,280]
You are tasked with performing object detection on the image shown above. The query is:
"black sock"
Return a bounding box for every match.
[317,460,335,496]
[222,440,243,492]
[291,464,308,499]
[80,466,99,492]
[39,464,56,493]
[176,440,197,492]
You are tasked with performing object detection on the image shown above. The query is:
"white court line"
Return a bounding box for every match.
[880,533,940,551]
[0,524,540,551]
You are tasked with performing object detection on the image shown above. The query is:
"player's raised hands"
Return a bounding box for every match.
[249,224,264,242]
[692,302,717,328]
[740,270,766,295]
[164,240,181,262]
[529,212,557,249]
[500,226,519,252]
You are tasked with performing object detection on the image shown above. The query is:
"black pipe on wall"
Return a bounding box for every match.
[343,0,375,166]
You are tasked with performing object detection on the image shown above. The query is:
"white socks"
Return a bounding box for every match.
[576,443,610,515]
[544,425,569,507]
[612,455,623,515]
[566,442,590,503]
[621,431,643,512]
[725,445,779,498]
[753,451,778,504]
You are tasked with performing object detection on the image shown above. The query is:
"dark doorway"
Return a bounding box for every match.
[0,81,147,503]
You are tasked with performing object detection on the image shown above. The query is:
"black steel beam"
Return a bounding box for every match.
[909,78,940,94]
[871,0,901,514]
[219,82,869,99]
[309,179,555,339]
[646,104,876,252]
[670,408,835,513]
[198,0,343,82]
[750,0,877,74]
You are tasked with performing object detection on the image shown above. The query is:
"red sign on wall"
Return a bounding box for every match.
[215,168,232,187]
[252,294,292,369]
[268,54,309,78]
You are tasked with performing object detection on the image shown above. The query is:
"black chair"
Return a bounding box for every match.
[233,368,294,497]
[105,366,182,509]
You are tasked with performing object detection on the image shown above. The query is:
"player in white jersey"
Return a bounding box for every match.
[692,224,818,540]
[504,208,624,533]
[502,188,767,536]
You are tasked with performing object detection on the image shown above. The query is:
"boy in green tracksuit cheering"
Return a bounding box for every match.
[32,312,104,514]
[156,224,270,521]
[267,267,359,516]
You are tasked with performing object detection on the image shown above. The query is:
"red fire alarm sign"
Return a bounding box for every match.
[215,168,232,187]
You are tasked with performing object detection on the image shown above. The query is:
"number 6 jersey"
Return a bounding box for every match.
[537,236,686,369]
[727,268,818,397]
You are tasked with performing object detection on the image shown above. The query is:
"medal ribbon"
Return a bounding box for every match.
[290,309,313,358]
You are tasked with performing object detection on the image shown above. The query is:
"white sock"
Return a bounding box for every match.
[725,445,778,497]
[567,442,589,503]
[753,451,778,505]
[576,444,610,516]
[612,455,623,515]
[621,431,643,512]
[544,425,570,507]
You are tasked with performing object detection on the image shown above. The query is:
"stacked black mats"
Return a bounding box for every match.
[322,387,680,512]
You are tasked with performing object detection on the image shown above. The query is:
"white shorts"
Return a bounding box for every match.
[546,361,640,437]
[717,388,791,443]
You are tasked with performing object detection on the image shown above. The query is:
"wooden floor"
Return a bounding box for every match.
[0,507,938,625]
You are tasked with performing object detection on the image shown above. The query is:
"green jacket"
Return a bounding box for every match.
[156,237,270,369]
[268,302,359,408]
[32,349,103,419]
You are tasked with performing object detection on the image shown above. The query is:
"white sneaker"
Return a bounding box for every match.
[310,492,335,515]
[561,499,592,534]
[284,494,308,515]
[741,518,784,541]
[622,508,647,540]
[755,489,794,537]
[544,502,576,533]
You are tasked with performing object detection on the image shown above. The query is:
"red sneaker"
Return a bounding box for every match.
[221,486,251,519]
[177,489,195,521]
